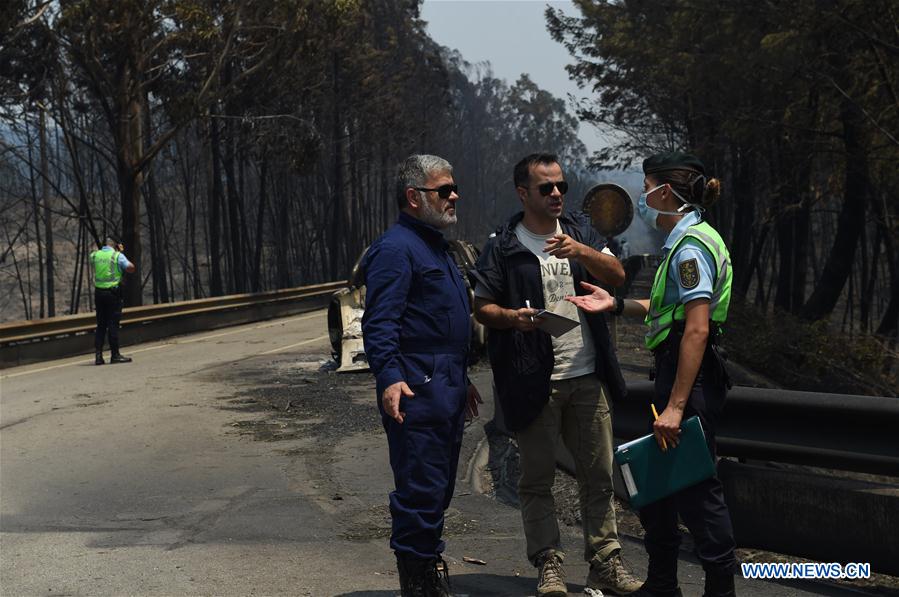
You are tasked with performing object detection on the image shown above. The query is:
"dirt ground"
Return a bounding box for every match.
[213,354,899,595]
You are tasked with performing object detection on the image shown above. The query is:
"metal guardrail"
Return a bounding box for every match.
[0,281,345,369]
[493,381,899,478]
[613,381,899,477]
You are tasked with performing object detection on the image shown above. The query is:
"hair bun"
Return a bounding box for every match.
[702,178,721,208]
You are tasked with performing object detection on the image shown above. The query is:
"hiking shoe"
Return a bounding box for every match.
[535,549,567,597]
[587,551,642,595]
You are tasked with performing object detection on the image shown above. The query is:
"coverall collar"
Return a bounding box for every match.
[398,211,447,248]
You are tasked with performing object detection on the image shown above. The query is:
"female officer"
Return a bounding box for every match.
[566,152,737,597]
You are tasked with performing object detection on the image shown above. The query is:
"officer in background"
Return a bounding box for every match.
[362,154,480,596]
[567,152,737,597]
[91,237,135,365]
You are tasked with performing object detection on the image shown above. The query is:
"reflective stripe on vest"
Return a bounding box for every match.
[644,221,732,350]
[92,250,123,289]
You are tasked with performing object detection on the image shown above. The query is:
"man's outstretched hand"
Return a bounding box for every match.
[565,281,615,313]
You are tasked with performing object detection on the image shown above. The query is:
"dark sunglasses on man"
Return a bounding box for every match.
[521,181,568,196]
[413,184,458,199]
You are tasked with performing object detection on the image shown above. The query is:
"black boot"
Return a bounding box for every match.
[95,352,105,365]
[397,557,429,597]
[703,569,735,597]
[424,556,452,597]
[634,556,681,597]
[110,352,132,364]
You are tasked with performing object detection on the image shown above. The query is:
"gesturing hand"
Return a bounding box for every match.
[565,281,615,313]
[382,380,414,424]
[544,233,585,260]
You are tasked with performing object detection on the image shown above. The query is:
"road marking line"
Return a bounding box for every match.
[1,311,328,379]
[2,358,101,379]
[259,334,330,355]
[176,311,325,344]
[128,344,170,355]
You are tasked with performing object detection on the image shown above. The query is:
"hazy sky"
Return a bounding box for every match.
[420,1,657,249]
[420,0,608,154]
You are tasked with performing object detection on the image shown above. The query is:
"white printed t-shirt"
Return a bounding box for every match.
[475,220,613,381]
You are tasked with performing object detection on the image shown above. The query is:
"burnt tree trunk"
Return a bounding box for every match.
[206,112,225,296]
[802,98,869,321]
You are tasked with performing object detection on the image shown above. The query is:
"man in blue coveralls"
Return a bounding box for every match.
[362,154,480,596]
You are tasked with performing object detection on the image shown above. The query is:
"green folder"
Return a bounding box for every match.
[614,415,716,510]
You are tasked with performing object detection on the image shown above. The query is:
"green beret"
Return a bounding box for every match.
[642,151,705,175]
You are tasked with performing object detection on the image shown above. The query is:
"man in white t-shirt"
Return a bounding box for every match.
[472,153,640,597]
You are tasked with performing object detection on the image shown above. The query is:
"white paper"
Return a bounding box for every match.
[620,463,638,497]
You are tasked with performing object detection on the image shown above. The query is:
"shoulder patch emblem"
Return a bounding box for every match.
[678,258,700,289]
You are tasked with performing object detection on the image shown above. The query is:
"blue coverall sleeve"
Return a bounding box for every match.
[362,242,412,390]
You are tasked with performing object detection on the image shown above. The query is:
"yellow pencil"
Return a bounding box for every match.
[651,403,668,451]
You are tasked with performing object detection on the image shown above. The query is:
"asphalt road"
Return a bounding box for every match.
[0,310,868,596]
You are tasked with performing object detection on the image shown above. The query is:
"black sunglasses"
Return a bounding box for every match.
[413,184,458,199]
[529,181,568,196]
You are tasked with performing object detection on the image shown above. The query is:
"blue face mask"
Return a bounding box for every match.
[637,185,684,230]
